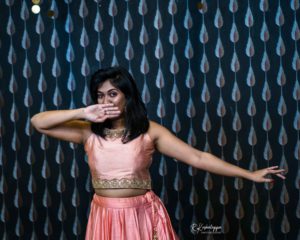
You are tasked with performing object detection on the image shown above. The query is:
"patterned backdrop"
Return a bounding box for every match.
[0,0,300,239]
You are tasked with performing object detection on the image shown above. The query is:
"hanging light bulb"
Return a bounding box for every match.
[31,4,40,14]
[31,0,41,14]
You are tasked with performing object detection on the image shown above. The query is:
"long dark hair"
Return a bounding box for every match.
[89,66,149,143]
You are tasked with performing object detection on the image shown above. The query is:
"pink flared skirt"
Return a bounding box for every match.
[85,190,179,240]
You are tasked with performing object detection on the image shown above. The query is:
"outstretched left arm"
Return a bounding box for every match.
[148,121,286,183]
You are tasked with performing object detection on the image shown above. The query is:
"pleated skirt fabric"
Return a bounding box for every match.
[85,190,179,240]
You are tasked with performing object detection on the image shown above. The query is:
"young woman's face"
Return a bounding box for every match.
[97,80,126,114]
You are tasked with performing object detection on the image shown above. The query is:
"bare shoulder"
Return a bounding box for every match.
[149,120,165,130]
[147,120,197,163]
[148,120,171,142]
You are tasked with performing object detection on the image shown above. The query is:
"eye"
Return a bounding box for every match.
[97,93,104,99]
[109,91,118,97]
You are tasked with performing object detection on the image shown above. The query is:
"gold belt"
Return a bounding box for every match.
[92,178,152,189]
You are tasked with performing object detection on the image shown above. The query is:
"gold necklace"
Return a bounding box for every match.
[103,128,126,139]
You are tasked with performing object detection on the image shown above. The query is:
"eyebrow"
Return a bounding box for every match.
[97,88,118,94]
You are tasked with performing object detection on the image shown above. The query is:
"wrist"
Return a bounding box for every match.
[235,167,254,181]
[245,170,254,181]
[76,108,87,120]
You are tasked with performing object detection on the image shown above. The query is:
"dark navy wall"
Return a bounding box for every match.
[0,0,299,239]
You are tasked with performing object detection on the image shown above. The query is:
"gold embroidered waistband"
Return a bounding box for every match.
[92,178,152,189]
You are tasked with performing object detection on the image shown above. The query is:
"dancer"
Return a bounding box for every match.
[31,66,286,240]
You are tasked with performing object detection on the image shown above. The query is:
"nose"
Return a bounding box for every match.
[103,95,110,104]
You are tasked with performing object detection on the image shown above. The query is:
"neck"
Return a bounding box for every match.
[110,118,125,129]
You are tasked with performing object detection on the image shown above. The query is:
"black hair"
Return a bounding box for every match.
[89,66,149,143]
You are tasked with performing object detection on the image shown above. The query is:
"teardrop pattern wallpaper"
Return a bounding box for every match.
[0,0,300,239]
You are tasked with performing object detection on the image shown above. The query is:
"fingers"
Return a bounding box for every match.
[96,105,120,121]
[261,166,287,183]
[103,109,121,116]
[101,104,115,110]
[267,166,280,170]
[86,104,121,122]
[266,166,286,179]
[264,178,275,183]
[100,104,120,113]
[276,173,286,180]
[96,104,120,116]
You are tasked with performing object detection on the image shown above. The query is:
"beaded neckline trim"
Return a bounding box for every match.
[103,128,126,139]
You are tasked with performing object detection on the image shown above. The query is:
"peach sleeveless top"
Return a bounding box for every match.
[84,133,155,189]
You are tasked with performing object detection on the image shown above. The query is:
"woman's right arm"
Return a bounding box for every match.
[31,108,90,144]
[31,104,120,144]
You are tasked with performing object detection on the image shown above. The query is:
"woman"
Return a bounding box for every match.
[31,66,286,240]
